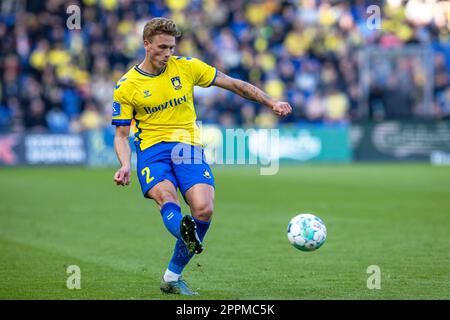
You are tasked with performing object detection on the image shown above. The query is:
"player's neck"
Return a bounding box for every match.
[139,59,164,75]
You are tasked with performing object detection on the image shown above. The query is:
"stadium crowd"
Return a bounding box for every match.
[0,0,449,133]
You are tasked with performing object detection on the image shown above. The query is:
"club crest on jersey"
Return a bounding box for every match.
[171,76,182,90]
[203,170,211,179]
[143,90,151,98]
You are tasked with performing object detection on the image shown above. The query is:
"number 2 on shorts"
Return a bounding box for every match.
[141,167,154,184]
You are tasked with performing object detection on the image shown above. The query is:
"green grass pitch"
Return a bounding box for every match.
[0,164,449,299]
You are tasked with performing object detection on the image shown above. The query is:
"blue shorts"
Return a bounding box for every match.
[136,142,215,199]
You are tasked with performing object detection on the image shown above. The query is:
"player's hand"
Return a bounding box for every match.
[114,166,131,186]
[271,101,292,117]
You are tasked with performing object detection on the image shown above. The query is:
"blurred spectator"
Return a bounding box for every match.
[255,107,278,128]
[219,111,237,127]
[79,100,104,131]
[241,102,256,127]
[434,53,449,96]
[324,87,350,124]
[304,92,326,123]
[46,106,70,133]
[382,73,415,119]
[435,87,450,120]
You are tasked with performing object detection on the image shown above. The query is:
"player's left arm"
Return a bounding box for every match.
[212,71,292,116]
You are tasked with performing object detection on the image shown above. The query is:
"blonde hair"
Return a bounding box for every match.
[142,17,181,41]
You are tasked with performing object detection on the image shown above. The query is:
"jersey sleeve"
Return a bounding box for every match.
[190,57,217,88]
[111,79,134,126]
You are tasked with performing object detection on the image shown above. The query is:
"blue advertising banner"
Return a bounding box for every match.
[0,133,87,166]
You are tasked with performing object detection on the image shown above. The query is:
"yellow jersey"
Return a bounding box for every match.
[111,56,217,150]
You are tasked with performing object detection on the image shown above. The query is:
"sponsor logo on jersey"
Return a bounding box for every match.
[143,95,187,114]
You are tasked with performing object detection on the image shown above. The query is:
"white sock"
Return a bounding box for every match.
[163,269,181,282]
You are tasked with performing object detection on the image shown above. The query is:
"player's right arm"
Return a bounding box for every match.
[186,56,291,116]
[113,125,131,186]
[212,71,292,116]
[111,77,134,186]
